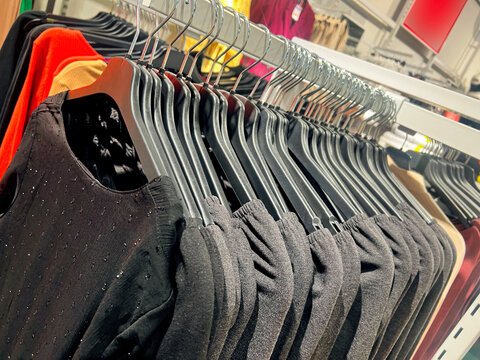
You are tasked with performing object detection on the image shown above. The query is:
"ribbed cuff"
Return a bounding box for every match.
[307,228,334,245]
[333,230,354,247]
[233,199,266,219]
[277,212,301,233]
[342,213,369,231]
[205,196,221,207]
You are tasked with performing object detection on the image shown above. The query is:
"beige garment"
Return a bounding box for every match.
[0,0,21,48]
[387,156,466,352]
[311,18,326,45]
[325,19,341,49]
[322,18,338,49]
[335,20,349,52]
[49,59,107,96]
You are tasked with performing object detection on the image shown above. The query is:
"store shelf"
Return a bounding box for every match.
[395,102,480,159]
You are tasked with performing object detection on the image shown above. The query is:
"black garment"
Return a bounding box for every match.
[202,222,237,360]
[62,94,148,191]
[232,200,294,360]
[329,214,395,360]
[314,231,361,360]
[223,217,257,360]
[371,216,423,360]
[0,92,184,359]
[0,11,45,133]
[385,214,436,360]
[368,214,413,359]
[206,197,257,360]
[394,207,453,360]
[156,219,215,360]
[206,196,241,328]
[272,212,313,360]
[288,228,343,360]
[401,222,456,360]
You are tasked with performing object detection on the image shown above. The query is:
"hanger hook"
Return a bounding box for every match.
[274,48,313,107]
[187,0,224,79]
[231,24,271,93]
[159,0,198,69]
[293,56,325,112]
[127,0,142,57]
[250,35,289,99]
[215,12,251,87]
[138,0,180,61]
[178,0,218,75]
[261,41,297,103]
[264,42,301,104]
[205,7,242,84]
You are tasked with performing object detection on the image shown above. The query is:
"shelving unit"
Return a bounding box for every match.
[431,292,480,360]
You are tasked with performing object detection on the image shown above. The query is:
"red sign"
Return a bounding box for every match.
[403,0,468,53]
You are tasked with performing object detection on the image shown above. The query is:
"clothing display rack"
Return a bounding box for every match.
[1,0,480,358]
[131,0,480,160]
[123,3,480,359]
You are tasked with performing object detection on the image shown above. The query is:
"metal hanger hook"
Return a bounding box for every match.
[251,35,289,99]
[137,0,180,60]
[179,0,218,75]
[216,13,251,87]
[205,7,242,84]
[232,24,271,93]
[188,0,224,79]
[158,0,198,69]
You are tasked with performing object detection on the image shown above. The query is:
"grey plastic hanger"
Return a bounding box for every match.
[67,0,167,182]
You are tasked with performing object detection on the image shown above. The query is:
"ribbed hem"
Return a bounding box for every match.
[372,213,392,226]
[342,213,369,231]
[205,196,222,207]
[233,199,266,219]
[185,217,203,228]
[388,215,404,227]
[333,230,354,246]
[307,228,333,245]
[395,201,412,214]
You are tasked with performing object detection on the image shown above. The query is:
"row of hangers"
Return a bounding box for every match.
[388,135,480,227]
[61,0,440,234]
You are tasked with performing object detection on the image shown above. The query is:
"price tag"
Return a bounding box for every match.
[142,0,152,6]
[291,3,304,21]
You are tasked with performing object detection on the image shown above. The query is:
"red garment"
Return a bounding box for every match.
[243,0,315,77]
[0,28,99,181]
[412,219,480,360]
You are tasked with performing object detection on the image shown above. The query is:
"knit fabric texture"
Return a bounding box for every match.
[231,200,294,359]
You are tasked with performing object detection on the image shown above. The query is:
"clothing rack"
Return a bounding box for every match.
[293,37,480,160]
[124,0,480,160]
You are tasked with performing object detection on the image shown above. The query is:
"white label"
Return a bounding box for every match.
[291,3,303,21]
[142,0,152,6]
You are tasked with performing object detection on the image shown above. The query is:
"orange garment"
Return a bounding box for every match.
[53,54,105,80]
[49,59,106,96]
[0,28,100,181]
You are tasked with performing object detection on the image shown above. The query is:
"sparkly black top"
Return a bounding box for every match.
[0,92,184,359]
